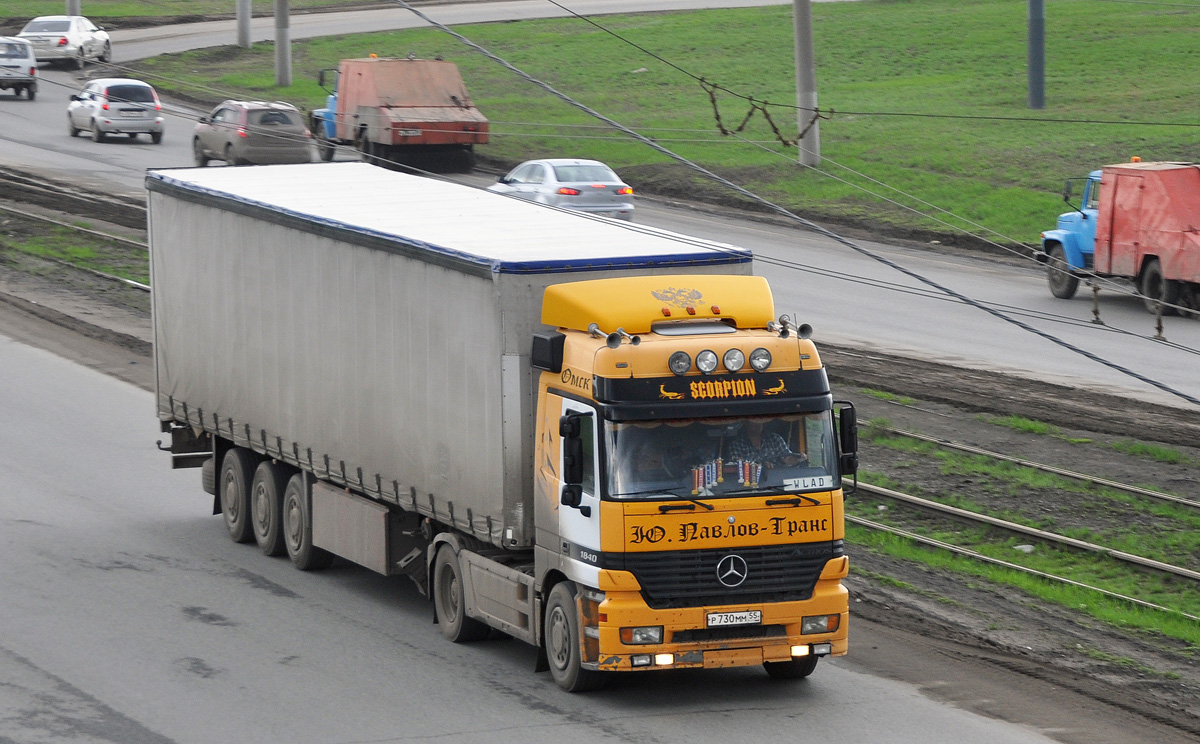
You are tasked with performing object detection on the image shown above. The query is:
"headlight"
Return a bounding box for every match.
[749,348,772,372]
[723,348,745,372]
[696,350,718,374]
[801,614,841,634]
[620,626,664,644]
[668,351,692,375]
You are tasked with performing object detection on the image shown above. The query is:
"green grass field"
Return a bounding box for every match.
[113,0,1200,245]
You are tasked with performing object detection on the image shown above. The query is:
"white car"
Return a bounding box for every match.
[18,15,110,69]
[68,78,164,144]
[0,37,38,100]
[488,158,635,220]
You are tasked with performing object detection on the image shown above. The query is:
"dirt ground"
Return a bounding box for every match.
[2,195,1200,740]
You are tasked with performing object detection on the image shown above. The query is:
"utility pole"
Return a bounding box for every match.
[793,0,820,166]
[1028,0,1045,109]
[274,0,291,86]
[237,0,251,49]
[66,0,81,15]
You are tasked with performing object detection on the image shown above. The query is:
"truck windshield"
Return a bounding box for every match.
[605,412,838,501]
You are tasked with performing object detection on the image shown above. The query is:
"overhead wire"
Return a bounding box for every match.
[391,0,1200,408]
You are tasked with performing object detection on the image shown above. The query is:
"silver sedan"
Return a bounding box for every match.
[17,15,110,69]
[488,158,635,220]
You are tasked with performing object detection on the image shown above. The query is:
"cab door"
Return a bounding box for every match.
[558,398,601,564]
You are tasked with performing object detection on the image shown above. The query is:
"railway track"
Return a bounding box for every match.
[851,425,1200,625]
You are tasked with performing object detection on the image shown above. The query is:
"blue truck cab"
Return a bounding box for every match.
[1038,170,1101,299]
[310,67,339,161]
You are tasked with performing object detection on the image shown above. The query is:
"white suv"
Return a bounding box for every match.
[0,37,37,100]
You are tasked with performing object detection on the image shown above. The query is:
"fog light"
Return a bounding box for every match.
[722,348,745,372]
[749,348,772,372]
[631,654,652,667]
[696,350,718,374]
[668,351,692,375]
[654,653,674,666]
[813,642,833,656]
[801,614,840,634]
[620,626,664,645]
[790,645,811,657]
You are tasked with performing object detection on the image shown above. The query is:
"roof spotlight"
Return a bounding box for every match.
[668,351,692,375]
[696,350,718,374]
[749,348,772,372]
[723,348,745,372]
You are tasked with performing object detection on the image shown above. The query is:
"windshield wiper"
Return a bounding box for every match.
[608,489,714,511]
[725,487,822,505]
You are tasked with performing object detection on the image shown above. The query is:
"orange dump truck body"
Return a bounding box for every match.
[1094,161,1200,282]
[333,57,489,147]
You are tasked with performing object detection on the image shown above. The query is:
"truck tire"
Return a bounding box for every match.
[433,545,491,643]
[220,448,258,543]
[282,473,334,570]
[544,582,606,692]
[1046,244,1079,300]
[317,138,335,162]
[251,461,289,556]
[1140,258,1180,315]
[763,655,819,679]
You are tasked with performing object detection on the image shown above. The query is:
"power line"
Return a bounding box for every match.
[394,0,1200,408]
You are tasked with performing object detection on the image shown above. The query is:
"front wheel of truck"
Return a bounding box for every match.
[1046,244,1079,300]
[433,545,491,643]
[544,582,607,692]
[763,655,819,679]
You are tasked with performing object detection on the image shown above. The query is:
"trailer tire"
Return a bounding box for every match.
[251,461,289,556]
[282,474,334,570]
[1140,258,1180,315]
[1046,244,1079,300]
[433,545,490,643]
[219,448,258,543]
[544,582,606,692]
[763,655,819,679]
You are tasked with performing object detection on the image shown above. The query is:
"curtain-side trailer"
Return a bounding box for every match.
[149,162,857,691]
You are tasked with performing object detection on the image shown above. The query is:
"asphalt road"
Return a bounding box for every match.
[0,330,1091,744]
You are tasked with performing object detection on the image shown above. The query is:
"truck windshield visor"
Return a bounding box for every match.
[605,412,838,501]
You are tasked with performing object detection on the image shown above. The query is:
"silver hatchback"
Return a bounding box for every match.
[67,78,164,143]
[488,158,635,220]
[0,37,37,100]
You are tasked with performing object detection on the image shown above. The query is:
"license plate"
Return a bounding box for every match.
[706,610,762,627]
[121,110,145,118]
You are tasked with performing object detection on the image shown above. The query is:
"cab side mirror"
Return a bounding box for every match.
[837,403,859,480]
[1062,178,1074,203]
[559,412,591,513]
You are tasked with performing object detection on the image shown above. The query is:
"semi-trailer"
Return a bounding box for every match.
[149,162,857,691]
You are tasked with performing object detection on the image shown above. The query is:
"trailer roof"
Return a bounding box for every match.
[145,163,751,276]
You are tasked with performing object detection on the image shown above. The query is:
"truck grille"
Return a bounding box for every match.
[618,541,838,610]
[671,624,787,644]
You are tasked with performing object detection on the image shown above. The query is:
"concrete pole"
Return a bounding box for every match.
[274,0,291,87]
[237,0,251,49]
[1027,0,1045,109]
[793,0,820,166]
[66,0,81,15]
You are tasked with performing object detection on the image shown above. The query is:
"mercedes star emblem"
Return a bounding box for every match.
[716,554,748,587]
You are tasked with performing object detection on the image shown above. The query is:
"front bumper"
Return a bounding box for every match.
[584,556,849,672]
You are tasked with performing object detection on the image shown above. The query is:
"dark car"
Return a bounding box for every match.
[193,100,313,166]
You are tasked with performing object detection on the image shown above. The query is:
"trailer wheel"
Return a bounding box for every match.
[282,474,334,570]
[219,448,258,543]
[544,582,606,692]
[1140,258,1180,315]
[251,461,289,556]
[433,545,490,642]
[763,655,819,680]
[1046,245,1079,300]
